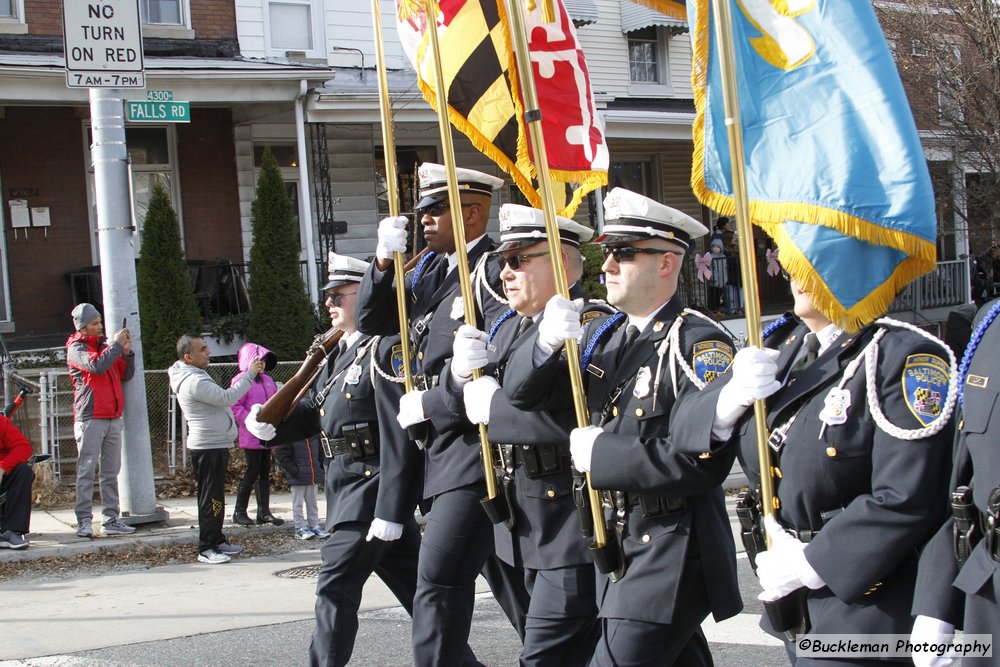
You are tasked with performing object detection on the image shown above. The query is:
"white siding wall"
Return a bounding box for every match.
[235,0,266,58]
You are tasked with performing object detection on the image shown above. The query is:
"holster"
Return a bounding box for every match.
[951,485,978,566]
[736,490,766,571]
[608,495,629,582]
[481,444,514,528]
[572,472,594,539]
[763,587,811,641]
[516,442,563,478]
[343,423,379,462]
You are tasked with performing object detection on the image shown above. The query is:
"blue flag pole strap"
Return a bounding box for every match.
[488,307,517,344]
[957,300,1000,410]
[579,312,626,373]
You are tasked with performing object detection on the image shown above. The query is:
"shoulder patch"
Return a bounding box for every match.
[390,344,409,379]
[692,340,734,384]
[903,353,950,426]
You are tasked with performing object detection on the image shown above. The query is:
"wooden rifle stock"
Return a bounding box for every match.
[256,247,429,426]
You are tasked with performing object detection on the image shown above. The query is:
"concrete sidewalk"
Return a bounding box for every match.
[0,491,306,562]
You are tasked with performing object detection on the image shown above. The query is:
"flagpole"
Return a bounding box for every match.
[421,0,503,507]
[503,0,610,557]
[370,0,418,398]
[709,0,775,538]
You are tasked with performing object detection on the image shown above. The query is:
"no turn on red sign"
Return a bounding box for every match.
[63,0,145,88]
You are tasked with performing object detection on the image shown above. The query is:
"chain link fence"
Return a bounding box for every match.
[2,361,302,486]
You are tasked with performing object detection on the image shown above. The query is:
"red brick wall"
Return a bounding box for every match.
[177,108,242,261]
[24,0,237,39]
[24,0,61,35]
[0,106,92,336]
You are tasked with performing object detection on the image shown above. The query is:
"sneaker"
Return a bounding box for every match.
[197,548,231,564]
[310,526,331,539]
[295,527,315,540]
[0,530,28,550]
[76,523,94,538]
[101,517,137,535]
[216,541,242,555]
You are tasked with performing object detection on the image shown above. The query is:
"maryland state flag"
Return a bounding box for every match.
[688,0,938,331]
[397,0,608,217]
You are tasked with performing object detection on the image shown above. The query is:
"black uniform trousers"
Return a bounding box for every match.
[309,517,422,667]
[589,554,712,667]
[521,564,597,666]
[0,462,34,534]
[412,481,529,667]
[190,448,229,553]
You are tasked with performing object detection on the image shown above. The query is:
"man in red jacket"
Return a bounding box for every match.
[66,303,136,538]
[0,414,33,549]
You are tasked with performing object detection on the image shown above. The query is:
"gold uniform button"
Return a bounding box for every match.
[345,392,352,399]
[319,409,325,417]
[612,406,619,417]
[698,452,711,460]
[635,408,644,417]
[772,496,781,510]
[546,490,556,498]
[364,469,372,477]
[771,466,782,479]
[417,351,424,360]
[826,447,837,458]
[641,534,651,544]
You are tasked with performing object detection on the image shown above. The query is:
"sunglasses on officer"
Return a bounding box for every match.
[325,291,357,307]
[600,245,685,263]
[420,201,476,217]
[498,250,549,271]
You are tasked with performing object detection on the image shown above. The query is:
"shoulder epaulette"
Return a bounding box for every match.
[487,307,518,344]
[762,314,794,340]
[958,299,1000,409]
[409,251,437,289]
[579,312,626,373]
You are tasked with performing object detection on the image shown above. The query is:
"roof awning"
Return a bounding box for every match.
[564,0,599,26]
[620,0,687,33]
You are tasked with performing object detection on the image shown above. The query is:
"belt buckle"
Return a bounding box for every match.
[319,433,334,458]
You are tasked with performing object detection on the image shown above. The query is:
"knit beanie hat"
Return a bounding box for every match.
[72,303,101,331]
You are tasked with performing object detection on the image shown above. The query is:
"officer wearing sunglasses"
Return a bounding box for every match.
[501,188,766,666]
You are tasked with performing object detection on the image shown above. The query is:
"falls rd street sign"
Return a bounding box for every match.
[126,100,190,123]
[63,0,145,88]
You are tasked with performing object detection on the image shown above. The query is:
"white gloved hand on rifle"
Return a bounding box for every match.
[463,376,500,425]
[755,516,825,602]
[375,216,408,262]
[397,390,428,429]
[366,517,404,542]
[535,295,584,358]
[246,403,276,442]
[712,346,781,439]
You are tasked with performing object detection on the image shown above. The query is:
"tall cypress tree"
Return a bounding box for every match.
[247,146,314,359]
[136,181,202,368]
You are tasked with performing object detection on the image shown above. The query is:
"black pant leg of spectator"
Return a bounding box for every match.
[191,448,229,553]
[0,463,34,534]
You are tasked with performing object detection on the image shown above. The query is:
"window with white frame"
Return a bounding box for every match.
[627,28,660,83]
[0,0,27,33]
[266,0,324,57]
[84,125,181,261]
[0,0,14,18]
[141,0,184,25]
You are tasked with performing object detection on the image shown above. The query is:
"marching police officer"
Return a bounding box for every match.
[355,163,529,666]
[247,253,423,667]
[503,189,748,666]
[730,267,956,665]
[911,296,1000,667]
[444,204,607,665]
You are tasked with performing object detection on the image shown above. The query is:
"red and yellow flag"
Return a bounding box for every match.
[397,0,608,217]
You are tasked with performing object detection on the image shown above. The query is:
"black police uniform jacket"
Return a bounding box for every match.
[440,284,610,570]
[735,316,954,639]
[271,333,421,529]
[355,237,509,499]
[913,298,1000,636]
[503,294,742,625]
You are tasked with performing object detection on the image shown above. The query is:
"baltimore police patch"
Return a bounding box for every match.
[390,344,408,378]
[903,353,950,426]
[692,340,734,384]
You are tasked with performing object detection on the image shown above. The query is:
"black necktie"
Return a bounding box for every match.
[789,334,820,380]
[516,316,533,338]
[616,324,640,366]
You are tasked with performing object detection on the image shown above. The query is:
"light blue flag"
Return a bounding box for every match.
[688,0,937,330]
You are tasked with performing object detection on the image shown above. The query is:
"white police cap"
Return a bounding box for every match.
[415,162,504,209]
[497,203,594,252]
[596,187,708,249]
[323,252,368,290]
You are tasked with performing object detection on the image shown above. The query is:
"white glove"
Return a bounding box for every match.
[756,515,825,602]
[451,325,489,385]
[910,616,957,667]
[397,390,428,429]
[375,216,408,262]
[713,347,781,438]
[366,517,404,542]
[246,404,277,442]
[536,295,584,357]
[463,376,500,425]
[570,425,603,473]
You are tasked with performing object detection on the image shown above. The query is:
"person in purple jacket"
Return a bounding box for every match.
[231,342,284,527]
